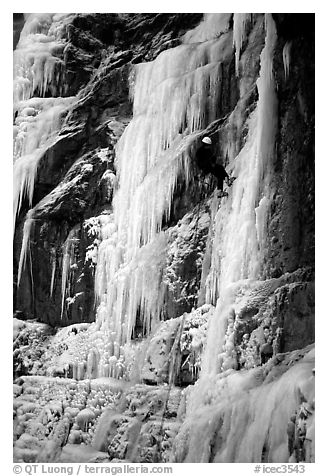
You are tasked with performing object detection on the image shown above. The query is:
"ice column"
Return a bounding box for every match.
[61,227,80,319]
[17,210,35,286]
[233,13,252,76]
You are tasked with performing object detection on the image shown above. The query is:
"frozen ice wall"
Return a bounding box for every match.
[173,13,289,462]
[95,14,235,343]
[13,96,73,223]
[14,13,73,102]
[13,14,75,224]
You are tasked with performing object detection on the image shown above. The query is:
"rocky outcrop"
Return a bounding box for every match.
[264,14,315,278]
[15,148,116,325]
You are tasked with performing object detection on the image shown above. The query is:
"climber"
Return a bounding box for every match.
[195,136,235,196]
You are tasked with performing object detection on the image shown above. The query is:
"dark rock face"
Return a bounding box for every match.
[13,13,25,49]
[274,281,315,353]
[62,13,204,97]
[272,13,315,42]
[264,18,315,278]
[15,220,97,326]
[14,146,116,325]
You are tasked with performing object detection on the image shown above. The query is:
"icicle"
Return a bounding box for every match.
[77,362,85,381]
[50,248,56,298]
[17,210,35,287]
[233,14,252,76]
[61,227,79,319]
[86,349,99,379]
[96,231,169,343]
[282,41,292,79]
[13,151,41,226]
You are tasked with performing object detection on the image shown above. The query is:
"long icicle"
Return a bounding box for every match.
[17,210,34,287]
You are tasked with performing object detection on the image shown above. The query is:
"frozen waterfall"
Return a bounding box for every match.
[12,12,314,465]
